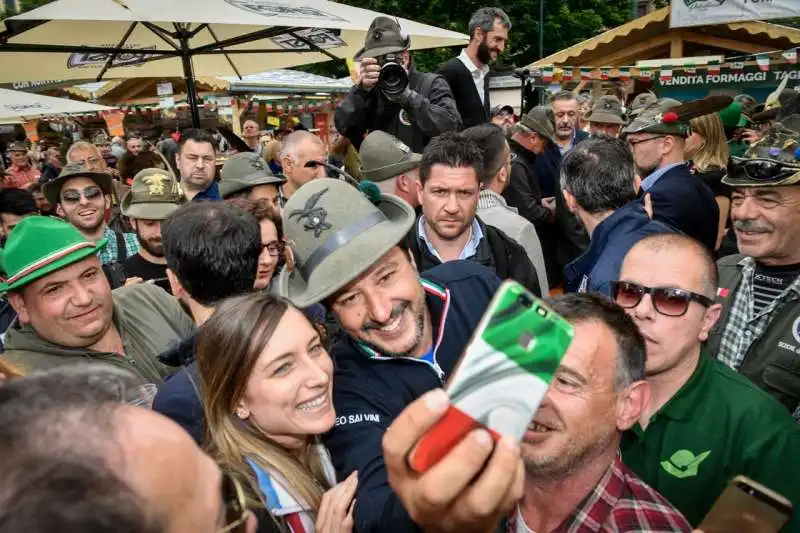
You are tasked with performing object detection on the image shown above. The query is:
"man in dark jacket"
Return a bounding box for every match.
[438,7,511,129]
[277,178,523,533]
[506,107,559,286]
[406,131,540,295]
[561,137,675,295]
[335,16,460,154]
[622,98,719,251]
[152,202,263,444]
[706,121,800,419]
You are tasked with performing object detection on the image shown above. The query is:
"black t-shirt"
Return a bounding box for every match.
[692,165,731,199]
[752,262,800,315]
[122,254,171,294]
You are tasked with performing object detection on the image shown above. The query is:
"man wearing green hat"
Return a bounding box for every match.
[0,216,194,383]
[219,151,286,212]
[706,120,800,420]
[627,92,657,119]
[121,168,187,292]
[359,130,421,210]
[278,178,521,532]
[44,162,139,272]
[622,99,719,251]
[585,95,625,138]
[335,16,460,154]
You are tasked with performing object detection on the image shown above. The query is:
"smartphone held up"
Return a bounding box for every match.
[408,281,574,473]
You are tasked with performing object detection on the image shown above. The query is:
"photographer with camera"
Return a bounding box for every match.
[335,16,461,154]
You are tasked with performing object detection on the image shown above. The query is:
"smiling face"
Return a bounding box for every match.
[521,320,626,478]
[331,246,430,358]
[9,256,113,348]
[731,186,800,266]
[418,164,480,242]
[475,19,509,64]
[9,150,28,168]
[58,176,109,233]
[238,306,335,447]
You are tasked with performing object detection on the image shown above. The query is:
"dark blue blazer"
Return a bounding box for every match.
[641,163,719,251]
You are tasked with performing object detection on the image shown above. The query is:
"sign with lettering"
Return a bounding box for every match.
[671,0,800,28]
[656,65,799,89]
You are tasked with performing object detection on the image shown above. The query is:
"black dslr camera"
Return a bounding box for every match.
[377,53,408,99]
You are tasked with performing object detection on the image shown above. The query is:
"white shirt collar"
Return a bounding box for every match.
[458,49,489,76]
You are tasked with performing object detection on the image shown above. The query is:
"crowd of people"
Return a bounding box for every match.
[0,6,799,533]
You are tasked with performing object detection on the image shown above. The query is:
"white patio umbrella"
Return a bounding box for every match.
[0,0,468,125]
[0,87,114,122]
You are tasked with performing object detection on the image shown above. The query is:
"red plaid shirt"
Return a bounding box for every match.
[509,456,691,532]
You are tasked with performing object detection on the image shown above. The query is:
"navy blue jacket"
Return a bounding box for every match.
[323,261,501,533]
[641,163,718,251]
[564,202,677,296]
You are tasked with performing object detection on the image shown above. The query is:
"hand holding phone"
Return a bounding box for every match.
[698,476,792,533]
[408,281,574,473]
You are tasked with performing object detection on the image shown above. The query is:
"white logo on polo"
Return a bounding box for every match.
[793,315,800,345]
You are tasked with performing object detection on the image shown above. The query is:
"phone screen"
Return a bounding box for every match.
[408,281,574,472]
[699,476,793,533]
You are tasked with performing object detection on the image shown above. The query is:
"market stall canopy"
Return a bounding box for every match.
[0,0,467,81]
[76,77,230,105]
[226,68,353,94]
[0,87,114,122]
[526,7,800,69]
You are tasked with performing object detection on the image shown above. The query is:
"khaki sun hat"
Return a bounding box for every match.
[120,168,186,220]
[359,131,422,182]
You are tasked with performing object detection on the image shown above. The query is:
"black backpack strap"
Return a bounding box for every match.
[114,231,128,262]
[417,72,438,99]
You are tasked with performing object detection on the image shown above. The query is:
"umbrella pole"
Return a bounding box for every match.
[179,33,201,128]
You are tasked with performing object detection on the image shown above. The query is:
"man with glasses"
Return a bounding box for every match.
[278,130,327,201]
[465,123,548,295]
[176,129,220,202]
[66,140,128,231]
[706,122,800,420]
[0,365,260,533]
[613,232,800,529]
[44,163,139,272]
[622,99,719,251]
[490,105,516,137]
[93,133,118,169]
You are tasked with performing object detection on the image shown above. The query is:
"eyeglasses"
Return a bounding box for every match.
[730,158,799,182]
[262,241,284,257]
[303,160,327,170]
[73,156,103,166]
[611,281,713,317]
[218,470,249,533]
[627,135,665,148]
[61,186,103,204]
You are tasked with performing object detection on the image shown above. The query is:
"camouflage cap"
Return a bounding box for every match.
[622,98,688,137]
[219,152,286,198]
[120,168,186,220]
[723,124,800,188]
[359,130,421,182]
[518,106,556,144]
[628,92,657,118]
[585,95,625,125]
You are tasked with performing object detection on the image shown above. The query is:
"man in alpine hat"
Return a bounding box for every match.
[219,151,287,213]
[585,95,625,138]
[0,216,193,384]
[622,97,725,251]
[278,179,523,533]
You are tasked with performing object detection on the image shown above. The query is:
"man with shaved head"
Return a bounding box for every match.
[279,130,327,200]
[241,119,264,155]
[613,233,800,529]
[0,365,261,533]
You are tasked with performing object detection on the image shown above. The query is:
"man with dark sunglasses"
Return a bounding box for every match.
[706,121,800,421]
[278,131,327,201]
[621,99,719,252]
[43,163,139,287]
[615,232,800,530]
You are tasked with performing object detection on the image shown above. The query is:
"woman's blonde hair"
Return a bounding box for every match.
[198,292,330,514]
[0,358,23,381]
[689,113,729,172]
[264,140,282,163]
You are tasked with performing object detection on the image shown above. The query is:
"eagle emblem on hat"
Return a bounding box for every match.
[250,158,265,171]
[373,29,383,41]
[604,101,613,110]
[289,187,332,238]
[143,174,169,196]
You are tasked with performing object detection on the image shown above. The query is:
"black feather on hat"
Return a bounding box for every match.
[663,95,733,123]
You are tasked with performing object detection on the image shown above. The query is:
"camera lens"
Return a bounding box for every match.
[378,60,408,99]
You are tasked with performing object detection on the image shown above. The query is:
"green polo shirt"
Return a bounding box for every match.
[621,350,800,530]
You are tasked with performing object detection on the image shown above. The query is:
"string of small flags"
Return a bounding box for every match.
[536,46,798,83]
